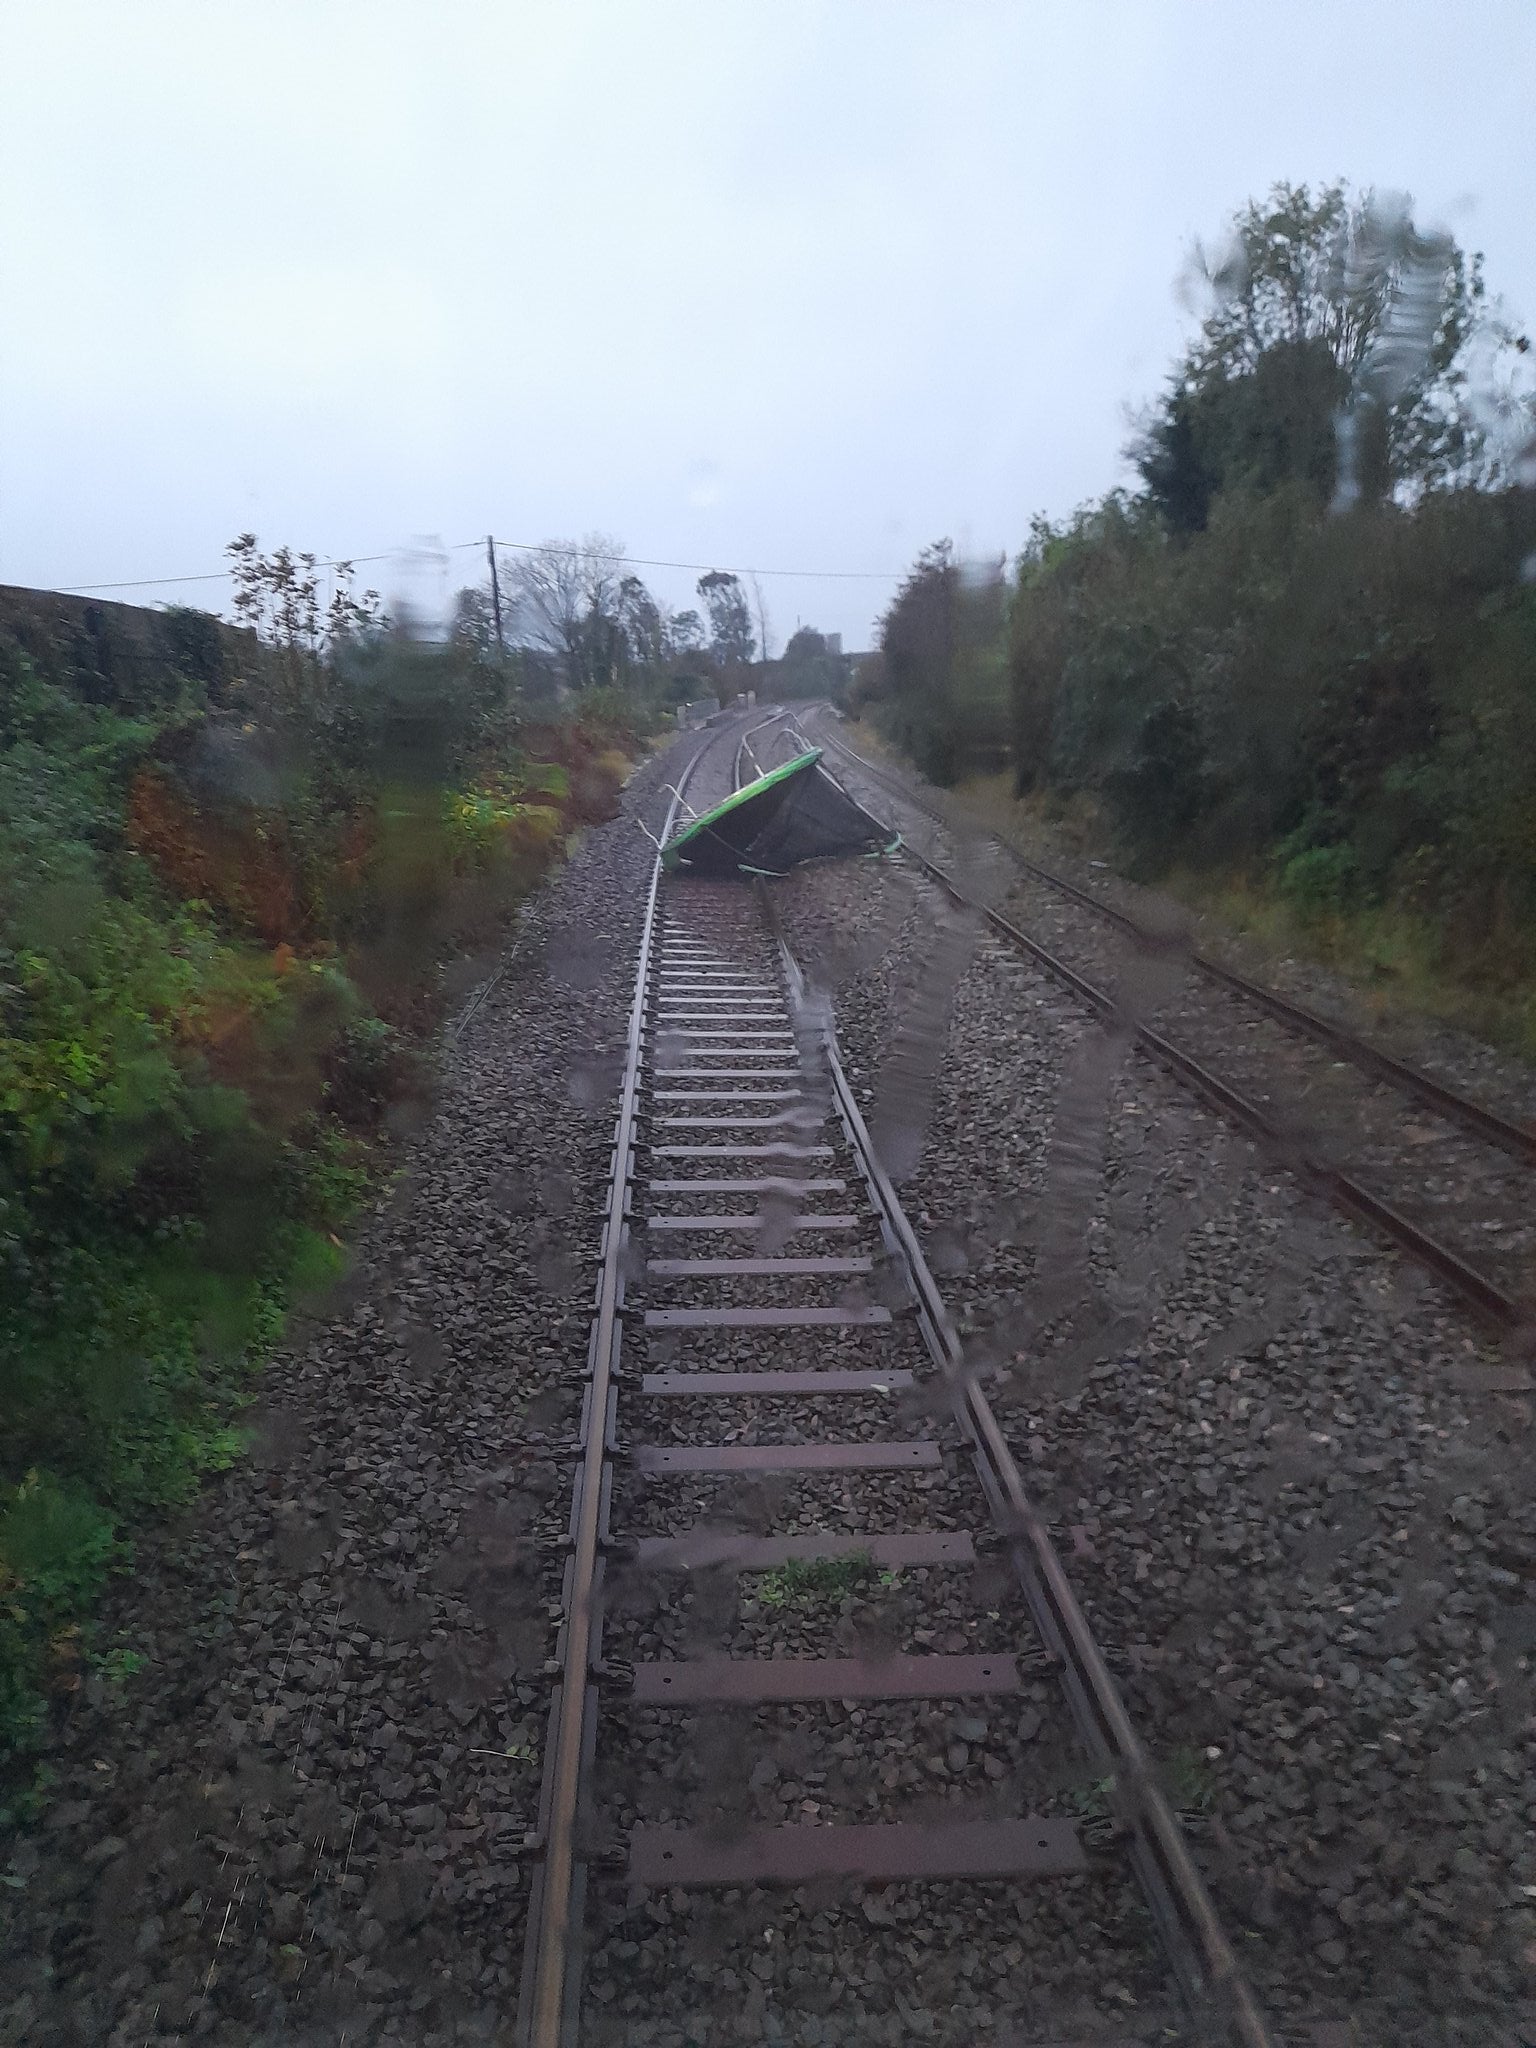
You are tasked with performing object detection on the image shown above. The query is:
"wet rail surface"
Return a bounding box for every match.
[800,710,1536,1340]
[515,714,1275,2046]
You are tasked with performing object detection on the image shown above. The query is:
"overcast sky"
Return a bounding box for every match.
[4,2,1533,648]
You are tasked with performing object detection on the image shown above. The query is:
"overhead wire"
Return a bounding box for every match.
[52,548,419,595]
[45,534,906,597]
[489,538,902,582]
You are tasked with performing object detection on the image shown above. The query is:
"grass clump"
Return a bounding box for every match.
[754,1553,875,1609]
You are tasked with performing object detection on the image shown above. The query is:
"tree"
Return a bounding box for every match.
[783,625,829,662]
[1134,181,1535,531]
[696,570,755,674]
[449,585,502,665]
[616,574,665,673]
[749,574,774,665]
[225,534,384,704]
[667,609,706,656]
[875,542,1009,783]
[503,533,627,691]
[778,625,847,702]
[1138,339,1344,532]
[882,542,957,747]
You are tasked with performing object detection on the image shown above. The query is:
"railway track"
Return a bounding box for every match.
[801,710,1536,1339]
[516,713,1274,2045]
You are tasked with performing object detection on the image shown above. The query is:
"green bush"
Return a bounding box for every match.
[1277,842,1360,915]
[0,1473,119,1792]
[324,1015,413,1126]
[1006,486,1536,950]
[0,1474,119,1624]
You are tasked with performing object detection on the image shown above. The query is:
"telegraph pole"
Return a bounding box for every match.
[486,534,505,652]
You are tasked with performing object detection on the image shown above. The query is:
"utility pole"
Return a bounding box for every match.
[486,535,505,652]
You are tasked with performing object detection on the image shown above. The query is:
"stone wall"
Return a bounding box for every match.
[0,582,256,707]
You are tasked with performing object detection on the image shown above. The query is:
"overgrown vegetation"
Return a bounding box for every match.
[0,545,650,1807]
[859,181,1536,1042]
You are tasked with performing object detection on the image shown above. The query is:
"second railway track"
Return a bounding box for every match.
[516,713,1275,2045]
[800,710,1536,1339]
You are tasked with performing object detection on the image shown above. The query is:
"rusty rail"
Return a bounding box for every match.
[765,886,1277,2046]
[515,719,735,2047]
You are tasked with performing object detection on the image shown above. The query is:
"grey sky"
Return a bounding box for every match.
[4,1,1533,649]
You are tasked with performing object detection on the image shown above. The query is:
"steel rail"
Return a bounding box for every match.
[810,716,1536,1165]
[762,892,1278,2048]
[805,717,1526,1331]
[515,715,744,2048]
[732,701,803,788]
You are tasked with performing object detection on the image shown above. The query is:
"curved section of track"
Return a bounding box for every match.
[803,710,1534,1337]
[516,710,1274,2047]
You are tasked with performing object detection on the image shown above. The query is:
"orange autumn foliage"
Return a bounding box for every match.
[127,768,307,945]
